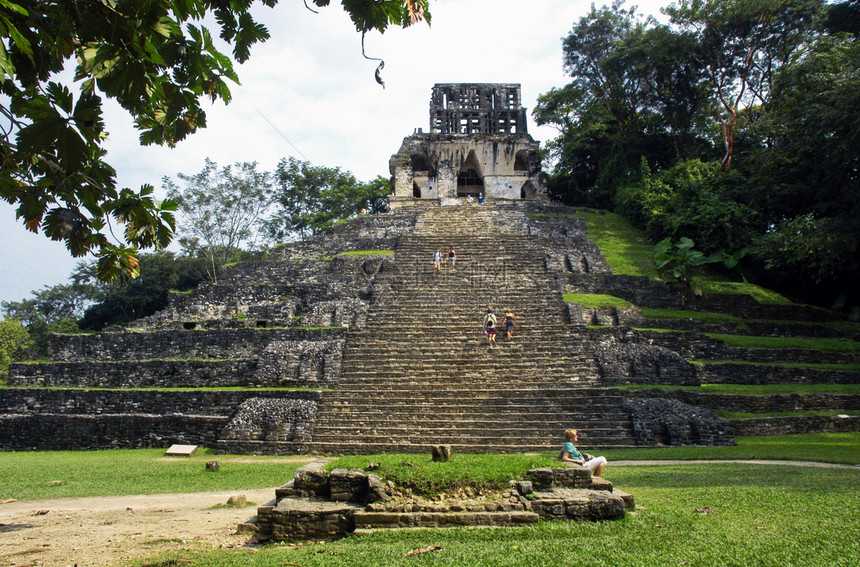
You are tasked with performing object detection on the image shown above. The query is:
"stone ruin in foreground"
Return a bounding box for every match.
[3,83,857,455]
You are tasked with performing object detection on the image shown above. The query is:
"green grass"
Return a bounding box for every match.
[600,433,860,465]
[136,460,860,566]
[640,308,743,323]
[612,383,860,395]
[707,333,860,353]
[562,293,633,309]
[696,279,795,305]
[336,250,395,256]
[576,210,658,277]
[0,449,307,501]
[716,410,855,419]
[325,453,557,496]
[570,211,802,307]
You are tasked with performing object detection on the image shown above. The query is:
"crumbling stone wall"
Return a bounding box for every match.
[46,328,346,362]
[219,398,318,445]
[0,414,225,451]
[593,341,699,386]
[254,339,345,386]
[623,397,734,446]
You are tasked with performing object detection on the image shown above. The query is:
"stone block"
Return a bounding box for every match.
[328,468,368,502]
[431,444,453,462]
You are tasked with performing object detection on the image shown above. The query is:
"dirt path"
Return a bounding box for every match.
[0,488,273,567]
[1,459,856,566]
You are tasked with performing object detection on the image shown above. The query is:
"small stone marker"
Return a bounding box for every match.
[431,445,453,462]
[165,444,198,456]
[206,460,220,472]
[227,495,247,506]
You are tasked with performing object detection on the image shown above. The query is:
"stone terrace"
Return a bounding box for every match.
[4,200,854,453]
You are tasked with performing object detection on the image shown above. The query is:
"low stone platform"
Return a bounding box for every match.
[252,462,634,541]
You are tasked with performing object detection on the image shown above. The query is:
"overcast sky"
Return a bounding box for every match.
[0,0,672,308]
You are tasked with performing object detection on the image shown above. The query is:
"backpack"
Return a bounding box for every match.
[484,314,496,327]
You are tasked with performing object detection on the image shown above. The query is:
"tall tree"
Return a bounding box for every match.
[0,318,31,381]
[665,0,823,170]
[268,157,388,241]
[164,159,273,282]
[534,1,710,205]
[0,1,430,283]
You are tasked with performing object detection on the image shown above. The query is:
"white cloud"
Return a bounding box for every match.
[0,0,673,306]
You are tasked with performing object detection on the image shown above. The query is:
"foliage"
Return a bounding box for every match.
[0,273,98,356]
[163,159,274,282]
[78,251,208,331]
[665,0,824,170]
[654,236,733,289]
[534,1,714,207]
[744,36,860,307]
[0,318,31,381]
[538,0,860,311]
[268,158,391,241]
[0,0,430,283]
[616,158,757,256]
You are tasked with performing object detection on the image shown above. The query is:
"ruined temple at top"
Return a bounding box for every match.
[2,83,855,455]
[390,83,545,201]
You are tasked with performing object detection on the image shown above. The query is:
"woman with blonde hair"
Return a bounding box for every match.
[559,428,608,477]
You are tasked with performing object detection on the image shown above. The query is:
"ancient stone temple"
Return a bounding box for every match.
[389,83,546,201]
[2,83,854,455]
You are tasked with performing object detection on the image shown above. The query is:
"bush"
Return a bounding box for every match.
[615,159,757,255]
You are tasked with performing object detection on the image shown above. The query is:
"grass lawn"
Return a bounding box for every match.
[2,441,857,566]
[135,454,859,566]
[575,210,657,277]
[0,448,305,501]
[562,293,633,309]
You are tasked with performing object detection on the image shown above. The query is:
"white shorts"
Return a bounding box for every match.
[581,456,607,472]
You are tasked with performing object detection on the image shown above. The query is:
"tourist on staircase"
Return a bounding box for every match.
[560,429,608,477]
[504,309,517,340]
[448,246,456,271]
[433,248,442,275]
[483,309,497,347]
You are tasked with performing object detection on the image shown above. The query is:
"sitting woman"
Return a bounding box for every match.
[559,428,608,477]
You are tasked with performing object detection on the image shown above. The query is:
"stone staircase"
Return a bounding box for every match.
[307,204,637,453]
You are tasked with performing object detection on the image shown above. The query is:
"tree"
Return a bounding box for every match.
[534,1,712,206]
[0,0,430,283]
[78,251,208,330]
[268,157,388,240]
[665,0,823,170]
[1,261,104,354]
[0,318,32,381]
[164,159,273,282]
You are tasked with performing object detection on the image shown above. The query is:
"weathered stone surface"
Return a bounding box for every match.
[329,469,368,503]
[292,463,330,497]
[220,398,317,445]
[431,445,453,462]
[205,460,220,472]
[367,474,393,503]
[593,341,699,386]
[624,397,735,446]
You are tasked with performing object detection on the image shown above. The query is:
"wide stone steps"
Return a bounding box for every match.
[307,203,642,452]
